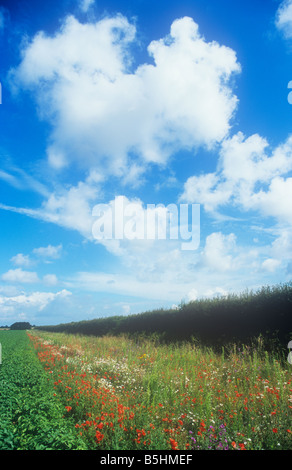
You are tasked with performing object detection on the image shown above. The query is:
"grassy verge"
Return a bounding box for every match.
[28,330,292,450]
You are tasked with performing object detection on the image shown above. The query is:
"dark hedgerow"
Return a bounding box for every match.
[35,281,292,351]
[10,322,32,330]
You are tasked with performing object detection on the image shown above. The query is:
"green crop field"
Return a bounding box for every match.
[0,328,291,450]
[0,330,87,450]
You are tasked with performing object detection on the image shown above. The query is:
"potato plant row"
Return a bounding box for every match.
[0,330,88,450]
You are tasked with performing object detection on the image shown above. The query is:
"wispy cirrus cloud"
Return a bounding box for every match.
[0,174,101,239]
[0,165,50,197]
[79,0,95,13]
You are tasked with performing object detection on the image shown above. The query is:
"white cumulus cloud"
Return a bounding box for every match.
[180,132,292,224]
[0,289,72,321]
[276,0,292,39]
[1,269,39,284]
[43,274,58,286]
[10,15,240,179]
[33,244,63,260]
[10,253,32,267]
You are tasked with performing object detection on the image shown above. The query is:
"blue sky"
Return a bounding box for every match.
[0,0,292,326]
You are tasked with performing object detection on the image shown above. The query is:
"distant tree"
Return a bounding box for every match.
[10,322,32,330]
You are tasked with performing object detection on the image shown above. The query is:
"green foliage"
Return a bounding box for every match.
[0,331,88,450]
